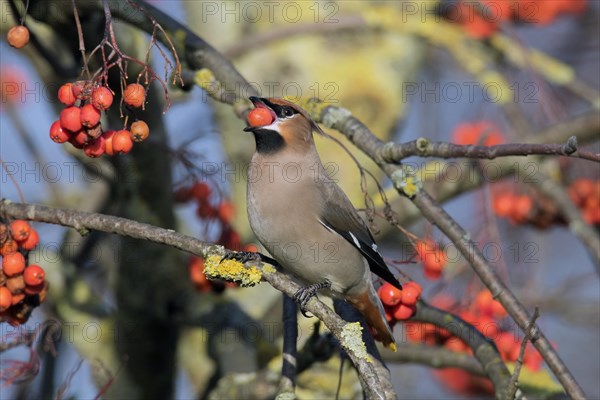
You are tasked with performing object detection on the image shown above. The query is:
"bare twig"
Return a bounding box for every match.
[507,307,540,399]
[526,168,600,269]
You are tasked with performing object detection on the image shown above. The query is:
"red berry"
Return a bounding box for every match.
[130,120,149,142]
[49,120,70,143]
[377,282,402,306]
[71,81,86,99]
[91,86,113,110]
[69,129,91,148]
[188,257,211,291]
[416,241,446,272]
[102,130,116,156]
[0,239,18,256]
[218,201,236,223]
[401,285,420,306]
[475,290,494,315]
[511,195,532,223]
[10,220,31,242]
[191,182,211,200]
[247,108,274,127]
[404,281,423,296]
[11,293,25,305]
[60,106,82,132]
[493,193,514,217]
[84,137,105,158]
[196,201,216,218]
[123,83,146,108]
[244,243,259,252]
[0,287,12,311]
[491,299,507,318]
[80,103,101,128]
[2,252,25,276]
[7,26,29,49]
[23,265,45,286]
[393,303,416,320]
[58,83,76,106]
[18,228,39,251]
[112,130,134,154]
[423,268,442,280]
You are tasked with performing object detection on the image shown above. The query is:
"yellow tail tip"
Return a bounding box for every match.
[388,343,397,352]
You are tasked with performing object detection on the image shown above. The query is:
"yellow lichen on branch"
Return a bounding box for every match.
[390,164,421,198]
[340,322,372,363]
[203,254,262,287]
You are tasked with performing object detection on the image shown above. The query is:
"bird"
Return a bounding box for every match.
[242,96,402,350]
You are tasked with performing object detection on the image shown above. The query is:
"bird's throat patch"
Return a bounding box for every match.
[252,128,285,154]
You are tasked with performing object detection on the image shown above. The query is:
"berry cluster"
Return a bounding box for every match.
[493,178,600,227]
[415,240,447,280]
[175,181,259,292]
[404,291,543,395]
[451,121,505,147]
[492,193,533,225]
[174,181,240,247]
[447,0,587,39]
[50,81,149,157]
[377,281,423,326]
[0,220,48,326]
[568,178,600,225]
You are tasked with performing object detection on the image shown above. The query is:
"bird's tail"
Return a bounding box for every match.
[347,286,397,351]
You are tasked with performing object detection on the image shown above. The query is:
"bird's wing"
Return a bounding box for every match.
[318,179,402,289]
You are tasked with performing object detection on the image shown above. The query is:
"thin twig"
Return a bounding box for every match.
[507,307,540,399]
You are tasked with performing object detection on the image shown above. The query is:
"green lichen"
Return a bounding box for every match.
[204,254,262,287]
[340,322,372,363]
[391,165,422,198]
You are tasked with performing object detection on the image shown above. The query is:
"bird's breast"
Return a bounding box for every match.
[247,155,368,294]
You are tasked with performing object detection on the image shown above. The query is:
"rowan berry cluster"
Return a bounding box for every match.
[175,181,258,292]
[404,291,543,395]
[50,81,150,157]
[448,0,587,39]
[415,240,447,280]
[377,281,423,325]
[0,220,48,326]
[493,178,600,227]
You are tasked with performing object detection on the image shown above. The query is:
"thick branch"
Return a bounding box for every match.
[385,343,485,376]
[412,301,510,395]
[379,136,599,163]
[0,200,385,399]
[316,108,584,399]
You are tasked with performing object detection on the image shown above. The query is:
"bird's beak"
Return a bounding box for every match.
[243,96,278,132]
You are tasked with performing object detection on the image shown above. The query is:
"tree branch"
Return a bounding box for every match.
[312,106,584,399]
[0,199,387,399]
[379,136,599,163]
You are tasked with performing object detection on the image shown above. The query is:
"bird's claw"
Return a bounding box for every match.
[221,250,261,264]
[294,279,332,317]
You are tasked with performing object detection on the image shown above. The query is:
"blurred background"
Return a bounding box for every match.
[1,0,599,398]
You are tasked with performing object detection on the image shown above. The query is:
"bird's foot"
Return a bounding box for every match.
[220,250,261,264]
[294,279,331,317]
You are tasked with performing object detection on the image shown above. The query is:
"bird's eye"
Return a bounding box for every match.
[283,107,295,117]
